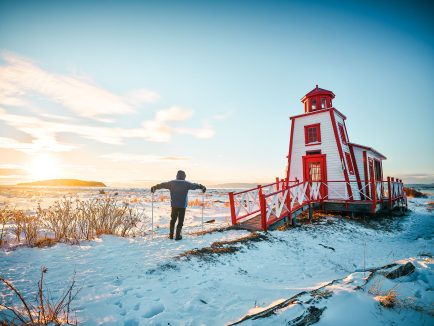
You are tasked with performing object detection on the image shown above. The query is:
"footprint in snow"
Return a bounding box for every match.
[142,302,165,318]
[124,319,139,326]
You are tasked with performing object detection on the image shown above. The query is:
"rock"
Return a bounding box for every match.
[403,187,427,198]
[290,306,326,326]
[385,262,415,279]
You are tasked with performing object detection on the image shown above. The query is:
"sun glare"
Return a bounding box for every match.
[27,155,60,180]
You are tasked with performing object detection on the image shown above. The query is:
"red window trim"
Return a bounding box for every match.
[338,123,347,144]
[304,123,321,145]
[345,152,354,175]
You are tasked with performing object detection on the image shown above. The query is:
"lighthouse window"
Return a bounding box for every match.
[345,152,355,175]
[311,99,317,110]
[304,124,321,145]
[321,98,326,108]
[338,123,347,144]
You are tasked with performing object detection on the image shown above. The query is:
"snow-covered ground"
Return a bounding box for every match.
[0,186,433,325]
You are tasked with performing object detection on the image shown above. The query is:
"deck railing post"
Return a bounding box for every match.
[276,177,280,191]
[286,183,292,222]
[258,186,267,231]
[228,192,237,226]
[371,174,377,213]
[399,179,404,210]
[391,177,395,207]
[387,177,392,211]
[308,201,313,222]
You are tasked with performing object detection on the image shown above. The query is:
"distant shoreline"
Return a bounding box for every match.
[16,179,107,187]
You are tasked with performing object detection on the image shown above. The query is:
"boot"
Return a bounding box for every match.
[169,224,174,240]
[175,226,182,240]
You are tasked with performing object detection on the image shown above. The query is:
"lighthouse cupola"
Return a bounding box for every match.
[301,85,335,113]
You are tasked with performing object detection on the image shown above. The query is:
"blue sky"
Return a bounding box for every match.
[0,0,433,185]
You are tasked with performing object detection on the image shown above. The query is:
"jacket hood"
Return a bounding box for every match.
[176,170,186,180]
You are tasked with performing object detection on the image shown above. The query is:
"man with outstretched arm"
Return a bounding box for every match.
[151,170,206,240]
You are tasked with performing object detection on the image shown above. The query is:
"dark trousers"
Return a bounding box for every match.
[170,207,186,237]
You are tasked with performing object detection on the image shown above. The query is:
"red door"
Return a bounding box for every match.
[303,154,327,198]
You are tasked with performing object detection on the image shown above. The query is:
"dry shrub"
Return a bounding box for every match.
[188,198,211,207]
[0,267,79,325]
[10,210,39,246]
[38,195,144,242]
[4,195,146,247]
[37,199,77,242]
[375,290,398,308]
[369,279,399,308]
[0,205,9,245]
[34,237,58,248]
[10,210,26,242]
[403,187,426,198]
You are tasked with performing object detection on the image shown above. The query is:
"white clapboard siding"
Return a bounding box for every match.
[289,110,347,199]
[334,113,361,200]
[352,146,367,197]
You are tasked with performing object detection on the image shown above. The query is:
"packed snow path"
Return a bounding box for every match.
[1,196,433,325]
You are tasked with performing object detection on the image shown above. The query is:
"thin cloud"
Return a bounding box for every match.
[156,106,193,122]
[0,52,158,120]
[175,122,215,139]
[0,108,215,152]
[0,168,27,176]
[0,52,216,152]
[0,136,75,153]
[125,89,160,105]
[212,112,232,121]
[101,153,190,163]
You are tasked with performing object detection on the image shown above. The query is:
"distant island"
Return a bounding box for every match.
[17,179,107,187]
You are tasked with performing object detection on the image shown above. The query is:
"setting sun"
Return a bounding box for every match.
[26,155,60,180]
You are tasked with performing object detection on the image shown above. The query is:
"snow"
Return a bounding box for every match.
[0,186,433,325]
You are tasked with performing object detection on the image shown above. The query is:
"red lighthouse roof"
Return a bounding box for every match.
[301,85,335,103]
[301,85,335,113]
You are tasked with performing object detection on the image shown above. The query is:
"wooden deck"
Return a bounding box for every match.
[235,199,406,232]
[230,179,406,232]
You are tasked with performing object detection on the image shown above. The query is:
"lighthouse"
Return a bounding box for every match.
[286,85,386,200]
[228,86,405,231]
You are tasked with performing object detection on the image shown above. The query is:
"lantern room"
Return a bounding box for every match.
[301,85,335,113]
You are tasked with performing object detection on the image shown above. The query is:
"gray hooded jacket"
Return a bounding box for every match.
[154,171,204,208]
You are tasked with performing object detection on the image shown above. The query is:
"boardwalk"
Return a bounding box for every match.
[229,179,407,231]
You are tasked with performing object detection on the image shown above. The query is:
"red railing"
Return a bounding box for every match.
[228,178,293,225]
[228,177,406,231]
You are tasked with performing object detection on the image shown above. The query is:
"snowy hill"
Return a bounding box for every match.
[0,187,433,325]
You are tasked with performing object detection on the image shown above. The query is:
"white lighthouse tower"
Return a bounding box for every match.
[286,85,386,200]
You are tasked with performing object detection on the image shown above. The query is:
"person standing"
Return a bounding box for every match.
[151,170,206,240]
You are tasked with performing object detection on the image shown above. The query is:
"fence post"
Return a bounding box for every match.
[228,192,236,226]
[391,177,395,208]
[258,186,267,231]
[308,202,313,222]
[286,183,292,223]
[387,177,391,211]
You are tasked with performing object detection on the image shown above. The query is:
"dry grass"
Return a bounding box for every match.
[0,205,9,245]
[369,279,399,308]
[404,187,427,198]
[374,290,398,308]
[1,195,146,248]
[177,232,268,261]
[0,267,79,325]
